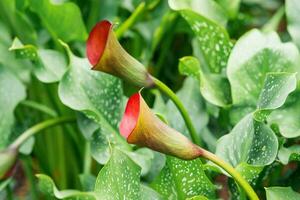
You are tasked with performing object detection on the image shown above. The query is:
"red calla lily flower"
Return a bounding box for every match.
[120,92,202,160]
[86,20,154,87]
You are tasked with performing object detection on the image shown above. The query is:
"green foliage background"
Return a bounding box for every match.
[0,0,300,199]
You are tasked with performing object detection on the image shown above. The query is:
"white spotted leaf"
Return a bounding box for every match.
[9,38,67,83]
[254,72,297,121]
[179,10,232,74]
[94,148,141,200]
[215,114,278,181]
[227,29,300,107]
[151,156,216,199]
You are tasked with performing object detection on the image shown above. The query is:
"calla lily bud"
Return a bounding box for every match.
[119,93,202,160]
[0,148,17,180]
[87,20,154,87]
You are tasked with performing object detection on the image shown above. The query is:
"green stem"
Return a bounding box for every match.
[152,77,202,145]
[115,2,146,39]
[83,142,92,174]
[262,5,285,33]
[201,149,259,200]
[20,100,58,117]
[9,116,76,150]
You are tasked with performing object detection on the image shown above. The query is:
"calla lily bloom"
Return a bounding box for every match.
[87,20,154,87]
[0,148,17,180]
[119,92,203,160]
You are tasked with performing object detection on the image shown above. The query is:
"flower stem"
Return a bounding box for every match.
[115,2,146,39]
[9,116,76,150]
[152,77,202,146]
[201,149,259,200]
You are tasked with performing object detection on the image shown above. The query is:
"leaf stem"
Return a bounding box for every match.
[9,116,76,150]
[20,100,58,117]
[115,2,146,39]
[83,142,92,174]
[152,77,202,145]
[201,149,259,200]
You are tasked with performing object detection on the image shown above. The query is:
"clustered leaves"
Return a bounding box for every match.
[1,0,300,199]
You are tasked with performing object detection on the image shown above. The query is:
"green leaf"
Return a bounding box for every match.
[0,23,32,82]
[253,72,297,121]
[165,77,209,138]
[215,114,278,181]
[186,195,209,200]
[58,42,122,132]
[79,173,96,192]
[94,148,141,200]
[215,0,240,18]
[151,156,216,199]
[265,187,300,200]
[286,0,300,49]
[0,178,12,191]
[9,38,67,83]
[174,8,233,107]
[0,66,26,149]
[179,10,232,73]
[59,42,130,164]
[227,29,300,107]
[29,0,87,42]
[278,145,300,165]
[268,92,300,138]
[0,0,36,43]
[169,0,228,25]
[179,56,231,107]
[36,174,98,199]
[141,185,163,200]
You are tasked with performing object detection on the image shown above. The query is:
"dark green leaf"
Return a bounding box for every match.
[0,0,36,43]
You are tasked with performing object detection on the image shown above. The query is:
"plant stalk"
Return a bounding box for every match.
[115,2,146,39]
[9,116,76,150]
[152,77,202,146]
[201,149,259,200]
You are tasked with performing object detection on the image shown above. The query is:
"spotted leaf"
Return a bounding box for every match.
[36,174,99,200]
[9,38,67,83]
[94,148,141,200]
[151,156,216,199]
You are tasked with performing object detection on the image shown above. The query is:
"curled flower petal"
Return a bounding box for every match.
[87,20,154,87]
[120,92,202,160]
